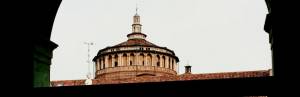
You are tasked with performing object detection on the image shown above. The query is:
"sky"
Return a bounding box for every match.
[50,0,271,81]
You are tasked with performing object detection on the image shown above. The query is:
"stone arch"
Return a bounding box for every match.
[102,57,105,69]
[114,54,118,67]
[168,57,171,69]
[130,53,134,66]
[162,56,165,68]
[146,53,152,66]
[34,1,274,87]
[156,55,160,67]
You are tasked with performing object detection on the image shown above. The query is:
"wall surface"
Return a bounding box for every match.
[33,0,61,87]
[51,70,270,86]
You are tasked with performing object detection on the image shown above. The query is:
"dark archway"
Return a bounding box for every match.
[33,0,62,87]
[264,0,273,76]
[35,0,274,88]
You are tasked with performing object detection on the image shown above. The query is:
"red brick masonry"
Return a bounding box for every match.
[51,69,271,87]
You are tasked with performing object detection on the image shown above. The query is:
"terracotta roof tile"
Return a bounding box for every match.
[50,70,271,86]
[114,39,158,47]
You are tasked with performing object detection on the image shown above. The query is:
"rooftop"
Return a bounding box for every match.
[51,69,271,87]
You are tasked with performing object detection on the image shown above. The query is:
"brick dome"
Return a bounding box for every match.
[92,12,179,80]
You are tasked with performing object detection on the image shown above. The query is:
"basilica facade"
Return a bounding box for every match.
[92,12,179,79]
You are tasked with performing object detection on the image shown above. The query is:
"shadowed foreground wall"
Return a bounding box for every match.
[33,0,61,87]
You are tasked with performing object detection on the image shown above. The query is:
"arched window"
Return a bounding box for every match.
[147,54,152,66]
[140,53,144,65]
[114,54,118,67]
[130,53,134,66]
[102,57,105,69]
[172,60,174,70]
[115,62,118,67]
[98,59,101,70]
[108,55,112,67]
[162,56,165,68]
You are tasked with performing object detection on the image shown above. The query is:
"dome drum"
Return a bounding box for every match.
[92,12,180,79]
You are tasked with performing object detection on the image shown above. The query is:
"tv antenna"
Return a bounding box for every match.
[136,3,138,14]
[84,42,94,79]
[135,0,143,14]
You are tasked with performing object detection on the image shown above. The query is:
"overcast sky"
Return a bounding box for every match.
[50,0,271,81]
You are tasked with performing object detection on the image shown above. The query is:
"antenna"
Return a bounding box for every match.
[84,42,94,79]
[136,3,138,14]
[135,0,141,15]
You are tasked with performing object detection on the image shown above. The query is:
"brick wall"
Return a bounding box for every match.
[51,80,85,86]
[51,70,270,87]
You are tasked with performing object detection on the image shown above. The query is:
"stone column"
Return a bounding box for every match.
[134,53,138,65]
[151,55,153,67]
[171,58,173,70]
[111,55,115,67]
[175,61,178,71]
[143,54,146,66]
[97,58,100,70]
[157,55,160,67]
[144,53,149,66]
[100,58,102,70]
[169,57,172,69]
[140,53,143,66]
[100,58,103,70]
[132,53,135,65]
[118,54,122,66]
[105,56,108,68]
[127,53,130,66]
[101,57,104,69]
[160,55,163,68]
[171,59,174,70]
[137,53,141,66]
[120,54,125,66]
[151,54,155,66]
[173,61,176,71]
[166,56,169,69]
